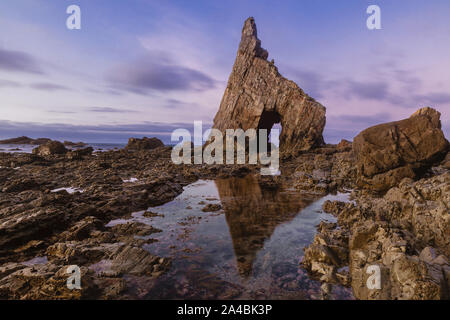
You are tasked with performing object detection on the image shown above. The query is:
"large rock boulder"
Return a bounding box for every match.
[125,137,164,151]
[353,107,448,192]
[212,17,326,158]
[32,141,68,156]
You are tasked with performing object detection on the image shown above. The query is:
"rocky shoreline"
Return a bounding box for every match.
[0,17,448,300]
[0,139,263,299]
[0,108,447,300]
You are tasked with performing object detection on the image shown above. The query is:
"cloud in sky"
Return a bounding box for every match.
[86,107,139,113]
[324,112,393,143]
[288,69,394,104]
[29,82,70,91]
[164,98,205,110]
[289,70,335,99]
[0,79,22,88]
[288,63,450,112]
[47,110,77,114]
[331,113,393,125]
[415,92,450,105]
[107,53,217,94]
[0,48,43,74]
[344,81,390,101]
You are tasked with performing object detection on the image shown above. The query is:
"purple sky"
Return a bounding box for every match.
[0,0,449,143]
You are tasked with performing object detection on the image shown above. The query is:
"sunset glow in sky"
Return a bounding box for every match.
[0,0,449,143]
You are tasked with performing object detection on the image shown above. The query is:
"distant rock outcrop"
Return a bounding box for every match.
[125,137,164,151]
[212,17,326,158]
[353,107,449,192]
[63,141,87,148]
[0,136,51,145]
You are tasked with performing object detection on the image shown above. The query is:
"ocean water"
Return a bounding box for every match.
[0,143,126,154]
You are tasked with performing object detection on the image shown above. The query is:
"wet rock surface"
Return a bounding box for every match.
[302,154,450,300]
[0,145,261,299]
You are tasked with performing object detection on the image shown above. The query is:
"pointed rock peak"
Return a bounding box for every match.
[242,17,258,38]
[238,17,268,60]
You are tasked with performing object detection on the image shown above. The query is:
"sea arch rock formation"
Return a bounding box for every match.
[213,17,326,158]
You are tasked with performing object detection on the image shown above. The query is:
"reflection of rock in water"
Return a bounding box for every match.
[215,175,317,277]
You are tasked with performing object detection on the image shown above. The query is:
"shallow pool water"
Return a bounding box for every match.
[108,175,354,300]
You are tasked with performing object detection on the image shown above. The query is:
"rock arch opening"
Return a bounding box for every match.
[257,110,281,152]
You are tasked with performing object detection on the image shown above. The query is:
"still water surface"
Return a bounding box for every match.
[108,175,354,300]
